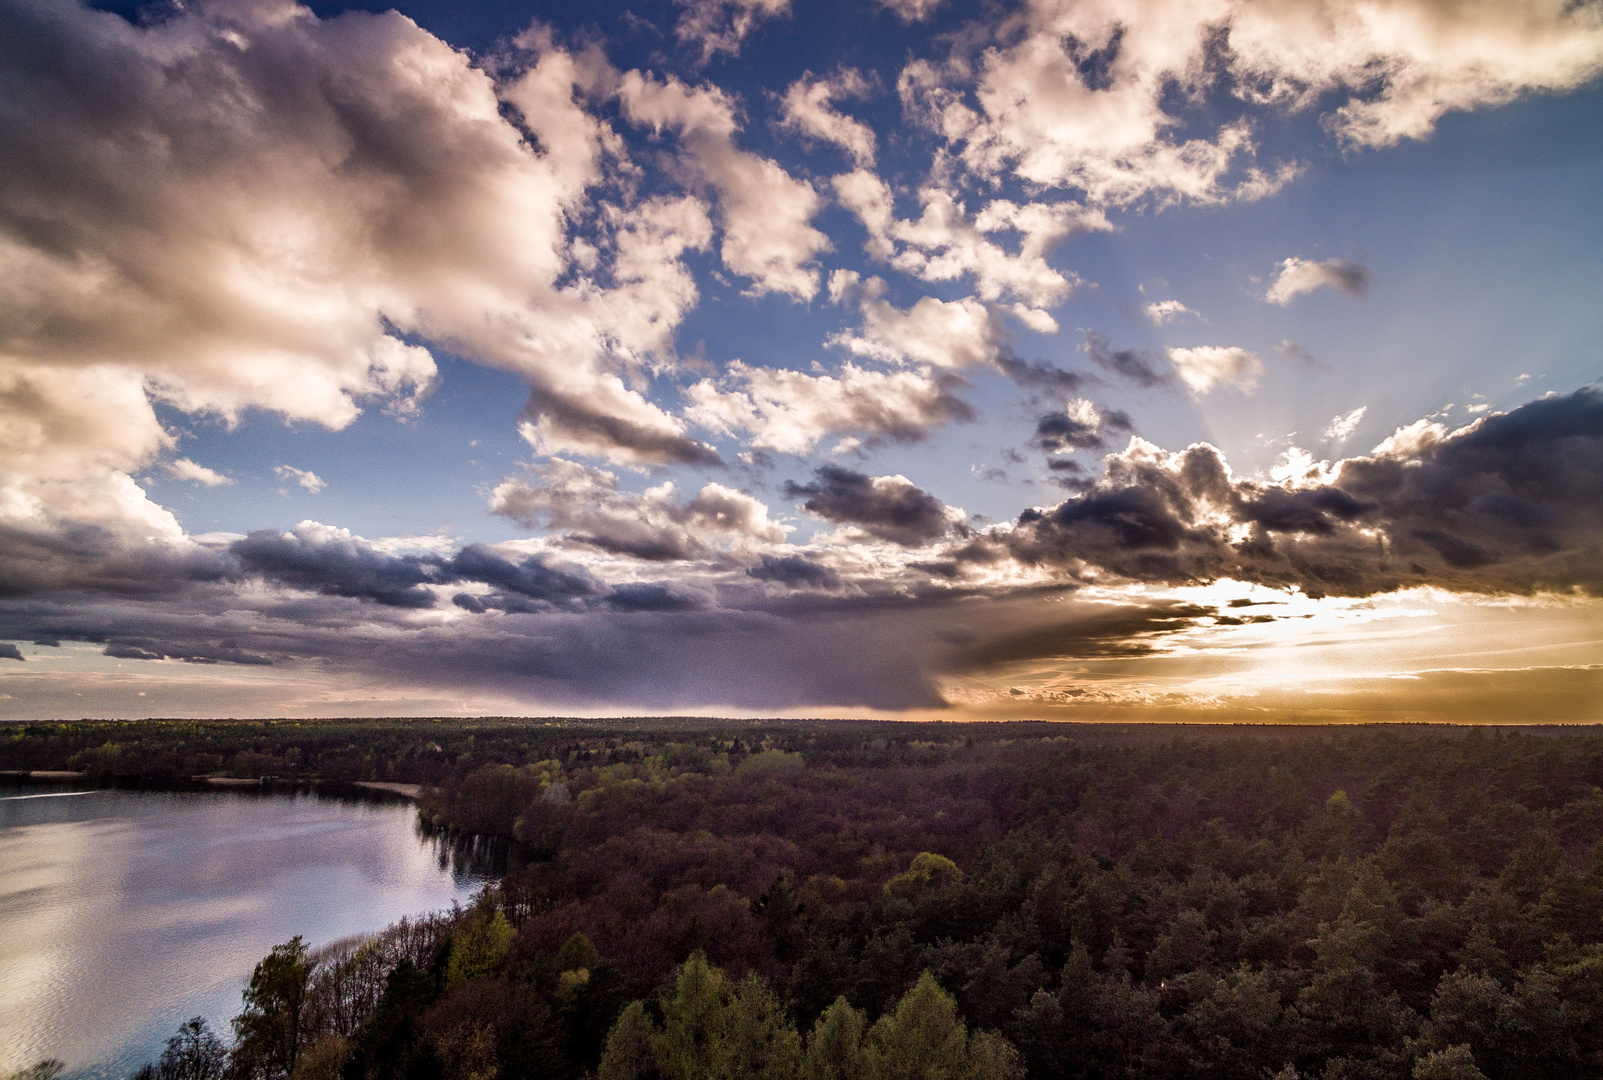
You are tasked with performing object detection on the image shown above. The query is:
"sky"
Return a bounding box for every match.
[0,0,1600,722]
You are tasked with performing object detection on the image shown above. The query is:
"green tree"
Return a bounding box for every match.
[802,998,867,1080]
[556,931,603,1000]
[1419,969,1506,1068]
[1183,967,1299,1080]
[445,909,515,987]
[655,952,733,1080]
[556,931,602,975]
[1296,912,1417,1066]
[863,973,969,1080]
[964,1031,1023,1080]
[598,1001,662,1080]
[648,952,802,1080]
[717,973,802,1080]
[884,854,963,897]
[232,937,312,1080]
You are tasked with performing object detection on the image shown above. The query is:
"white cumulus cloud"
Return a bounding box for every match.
[899,0,1603,206]
[875,0,944,20]
[274,466,326,494]
[1325,406,1368,443]
[1265,257,1371,304]
[827,276,1003,370]
[686,361,970,455]
[489,458,785,561]
[165,459,234,487]
[780,70,877,166]
[619,71,829,300]
[1143,299,1200,325]
[832,170,1107,318]
[1166,346,1266,395]
[673,0,790,63]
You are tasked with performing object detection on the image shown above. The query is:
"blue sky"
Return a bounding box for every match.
[139,82,1603,540]
[1,0,1600,720]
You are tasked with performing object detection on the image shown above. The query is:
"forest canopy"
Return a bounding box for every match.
[9,719,1603,1080]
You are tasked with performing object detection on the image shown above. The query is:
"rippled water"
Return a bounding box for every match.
[0,785,489,1079]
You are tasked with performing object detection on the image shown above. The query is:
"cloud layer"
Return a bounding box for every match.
[1,387,1596,718]
[988,388,1603,598]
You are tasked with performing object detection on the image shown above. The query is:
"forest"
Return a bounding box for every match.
[8,719,1603,1080]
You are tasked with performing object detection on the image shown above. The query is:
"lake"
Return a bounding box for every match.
[0,784,489,1080]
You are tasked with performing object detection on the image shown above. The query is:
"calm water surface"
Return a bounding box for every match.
[0,785,488,1079]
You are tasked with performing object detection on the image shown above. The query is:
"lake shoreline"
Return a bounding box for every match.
[0,771,423,802]
[0,783,484,1079]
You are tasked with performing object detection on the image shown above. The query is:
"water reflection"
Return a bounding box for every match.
[424,827,518,880]
[0,785,489,1080]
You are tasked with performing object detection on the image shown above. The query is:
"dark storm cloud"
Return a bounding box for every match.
[748,554,842,589]
[0,523,236,598]
[521,388,723,468]
[988,387,1603,596]
[951,602,1217,669]
[424,606,948,709]
[995,353,1090,395]
[448,544,605,605]
[1211,613,1275,626]
[1084,332,1169,389]
[104,644,162,661]
[1,522,612,624]
[1033,412,1103,453]
[784,465,954,546]
[232,528,605,611]
[0,589,297,672]
[2,589,958,710]
[0,643,23,660]
[232,530,443,608]
[104,640,273,665]
[1032,403,1134,454]
[606,582,711,612]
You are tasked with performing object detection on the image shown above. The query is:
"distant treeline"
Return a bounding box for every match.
[10,719,1603,1080]
[1,715,1071,783]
